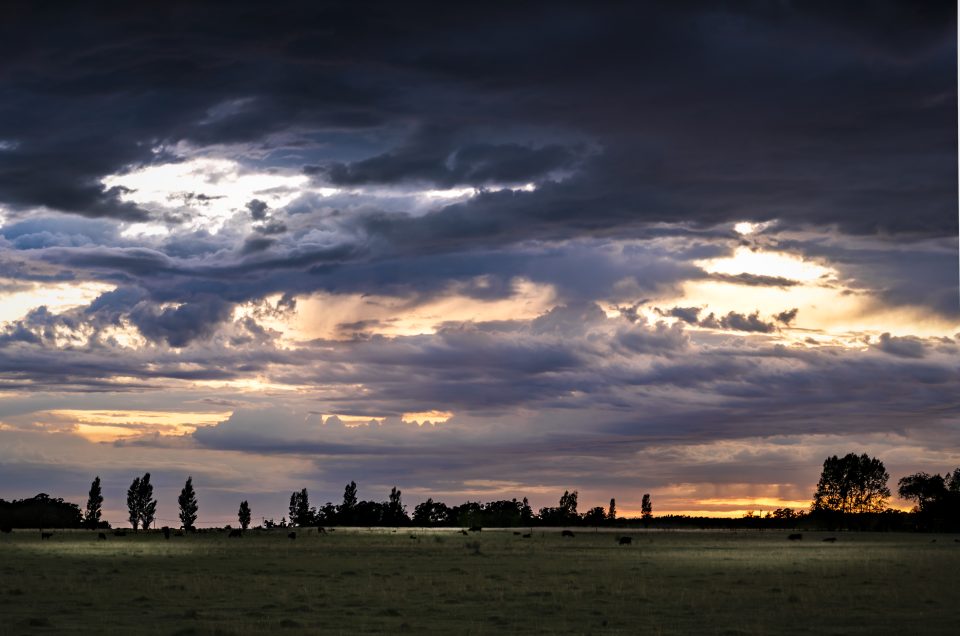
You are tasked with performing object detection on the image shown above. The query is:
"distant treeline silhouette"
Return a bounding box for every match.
[3,453,960,531]
[0,494,83,530]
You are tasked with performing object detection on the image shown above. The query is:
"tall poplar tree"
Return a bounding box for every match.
[83,476,103,529]
[178,476,199,531]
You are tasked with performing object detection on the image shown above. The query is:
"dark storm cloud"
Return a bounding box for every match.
[129,295,236,348]
[318,126,585,188]
[0,1,951,239]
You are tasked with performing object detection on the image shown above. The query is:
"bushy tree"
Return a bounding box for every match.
[178,476,199,531]
[238,500,251,530]
[412,498,450,526]
[84,476,103,529]
[813,453,890,514]
[559,490,578,517]
[898,473,946,513]
[583,506,607,525]
[946,468,960,493]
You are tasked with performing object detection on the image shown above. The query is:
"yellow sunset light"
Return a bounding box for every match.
[47,409,232,442]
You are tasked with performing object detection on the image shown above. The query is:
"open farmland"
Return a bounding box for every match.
[1,529,958,635]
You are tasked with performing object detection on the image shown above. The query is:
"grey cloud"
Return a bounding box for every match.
[662,306,701,324]
[775,308,799,325]
[700,311,777,333]
[246,199,269,221]
[129,296,236,348]
[875,332,926,359]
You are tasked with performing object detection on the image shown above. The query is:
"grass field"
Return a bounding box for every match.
[1,528,958,635]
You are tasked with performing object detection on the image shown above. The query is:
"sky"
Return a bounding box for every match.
[0,1,957,525]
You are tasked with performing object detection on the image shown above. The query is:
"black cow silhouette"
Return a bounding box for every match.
[618,536,632,545]
[161,527,171,540]
[468,526,482,533]
[228,529,242,538]
[788,533,802,541]
[317,527,327,534]
[41,532,53,540]
[822,537,837,543]
[561,530,575,538]
[522,533,532,539]
[98,532,107,541]
[460,530,469,535]
[287,531,297,540]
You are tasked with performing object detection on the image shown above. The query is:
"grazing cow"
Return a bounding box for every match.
[788,533,803,541]
[522,533,532,539]
[113,529,126,537]
[822,537,837,543]
[98,533,107,541]
[561,530,575,538]
[41,532,53,540]
[161,526,171,540]
[468,526,482,533]
[288,531,297,540]
[460,530,469,536]
[316,527,327,535]
[513,532,521,536]
[228,529,242,538]
[618,536,632,545]
[0,526,12,534]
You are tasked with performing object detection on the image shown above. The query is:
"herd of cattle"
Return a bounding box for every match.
[8,526,960,544]
[2,525,639,543]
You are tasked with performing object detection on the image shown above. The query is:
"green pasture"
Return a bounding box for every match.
[1,528,958,635]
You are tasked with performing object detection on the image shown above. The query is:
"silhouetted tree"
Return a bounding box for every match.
[238,500,251,530]
[138,473,157,530]
[449,501,483,527]
[898,473,946,513]
[608,498,617,521]
[559,490,578,517]
[84,476,103,529]
[127,476,141,530]
[412,498,450,526]
[520,497,534,524]
[771,507,797,520]
[178,476,199,531]
[126,473,157,530]
[641,493,653,526]
[384,487,408,525]
[813,453,890,514]
[289,488,311,526]
[947,468,960,493]
[0,494,82,529]
[583,506,607,525]
[339,481,358,524]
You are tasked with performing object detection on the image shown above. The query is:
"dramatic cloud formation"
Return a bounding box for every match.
[0,2,955,522]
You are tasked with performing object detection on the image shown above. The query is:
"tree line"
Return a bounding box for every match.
[2,452,960,531]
